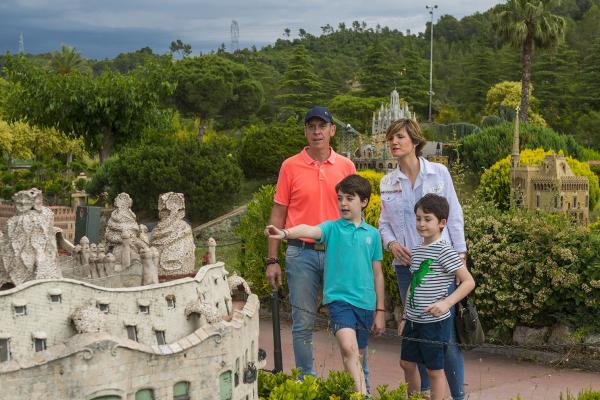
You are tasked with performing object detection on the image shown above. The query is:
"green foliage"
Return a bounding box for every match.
[357,169,383,196]
[88,137,242,223]
[476,148,600,211]
[0,160,79,204]
[492,0,566,121]
[358,41,401,98]
[276,45,322,115]
[328,95,384,133]
[465,200,600,332]
[460,122,583,173]
[575,110,600,152]
[239,118,306,178]
[235,185,278,298]
[173,54,264,126]
[3,55,174,161]
[48,45,91,75]
[484,81,546,126]
[257,370,422,400]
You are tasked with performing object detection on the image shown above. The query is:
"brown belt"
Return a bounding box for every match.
[287,239,325,251]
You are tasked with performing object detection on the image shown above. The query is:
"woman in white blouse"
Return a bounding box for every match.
[378,118,467,400]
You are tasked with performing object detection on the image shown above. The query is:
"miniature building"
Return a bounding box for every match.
[510,110,589,225]
[1,189,263,400]
[352,89,448,171]
[0,262,262,400]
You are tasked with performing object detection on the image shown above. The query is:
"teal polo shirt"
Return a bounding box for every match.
[318,218,383,310]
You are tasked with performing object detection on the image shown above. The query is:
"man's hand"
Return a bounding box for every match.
[425,300,451,317]
[389,241,411,265]
[373,311,385,336]
[266,262,282,289]
[265,225,285,239]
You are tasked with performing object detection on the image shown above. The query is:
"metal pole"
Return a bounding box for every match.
[271,289,283,372]
[427,5,437,122]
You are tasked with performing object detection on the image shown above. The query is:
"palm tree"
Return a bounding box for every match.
[493,0,566,122]
[49,45,89,75]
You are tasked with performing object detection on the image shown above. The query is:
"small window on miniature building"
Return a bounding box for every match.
[214,277,219,285]
[48,289,62,304]
[33,338,47,352]
[173,381,190,400]
[50,294,62,304]
[126,325,138,342]
[134,389,155,400]
[573,195,577,209]
[166,295,176,309]
[98,303,110,313]
[0,338,10,362]
[13,305,27,317]
[155,330,166,346]
[536,193,540,208]
[138,305,149,314]
[235,358,240,386]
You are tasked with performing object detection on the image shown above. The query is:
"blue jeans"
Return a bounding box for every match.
[396,265,465,400]
[286,245,370,391]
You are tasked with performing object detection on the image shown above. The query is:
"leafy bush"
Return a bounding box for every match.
[465,200,600,333]
[234,185,279,298]
[358,169,384,195]
[460,122,583,173]
[476,148,600,211]
[258,370,422,400]
[88,137,242,223]
[239,118,306,178]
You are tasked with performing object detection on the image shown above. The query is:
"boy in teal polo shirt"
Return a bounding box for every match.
[266,174,385,395]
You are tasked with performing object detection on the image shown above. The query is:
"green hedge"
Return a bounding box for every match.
[464,200,600,333]
[258,370,422,400]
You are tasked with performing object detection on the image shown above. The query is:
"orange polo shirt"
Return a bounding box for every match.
[274,147,356,239]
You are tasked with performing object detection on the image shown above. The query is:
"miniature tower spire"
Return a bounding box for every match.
[511,106,520,169]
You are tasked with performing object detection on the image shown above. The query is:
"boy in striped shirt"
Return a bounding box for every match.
[399,194,475,400]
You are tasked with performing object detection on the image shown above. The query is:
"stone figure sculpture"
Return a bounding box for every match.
[0,188,63,286]
[150,192,195,276]
[105,193,142,269]
[140,247,159,285]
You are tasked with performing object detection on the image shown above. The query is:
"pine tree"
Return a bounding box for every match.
[276,45,322,115]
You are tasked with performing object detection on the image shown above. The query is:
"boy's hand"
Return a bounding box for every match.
[397,319,405,337]
[265,225,285,239]
[424,300,450,317]
[373,311,385,336]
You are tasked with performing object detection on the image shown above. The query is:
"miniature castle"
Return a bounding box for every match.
[352,89,447,171]
[0,189,262,400]
[510,110,589,225]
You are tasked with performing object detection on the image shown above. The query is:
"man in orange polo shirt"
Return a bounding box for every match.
[266,106,356,378]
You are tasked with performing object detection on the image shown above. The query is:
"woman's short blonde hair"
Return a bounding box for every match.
[385,118,427,157]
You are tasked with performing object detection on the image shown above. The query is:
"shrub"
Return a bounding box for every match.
[88,137,242,223]
[239,118,306,178]
[465,200,600,333]
[358,169,384,195]
[257,370,422,399]
[234,185,279,298]
[460,122,583,173]
[476,148,600,211]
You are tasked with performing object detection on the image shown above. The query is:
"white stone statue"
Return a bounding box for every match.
[0,188,63,286]
[150,192,195,276]
[140,247,159,285]
[105,193,142,268]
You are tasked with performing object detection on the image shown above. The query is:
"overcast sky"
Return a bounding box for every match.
[0,0,504,59]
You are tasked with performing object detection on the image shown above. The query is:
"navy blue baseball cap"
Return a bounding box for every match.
[304,106,333,124]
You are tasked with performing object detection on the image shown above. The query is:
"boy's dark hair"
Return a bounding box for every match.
[336,174,371,206]
[414,193,449,221]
